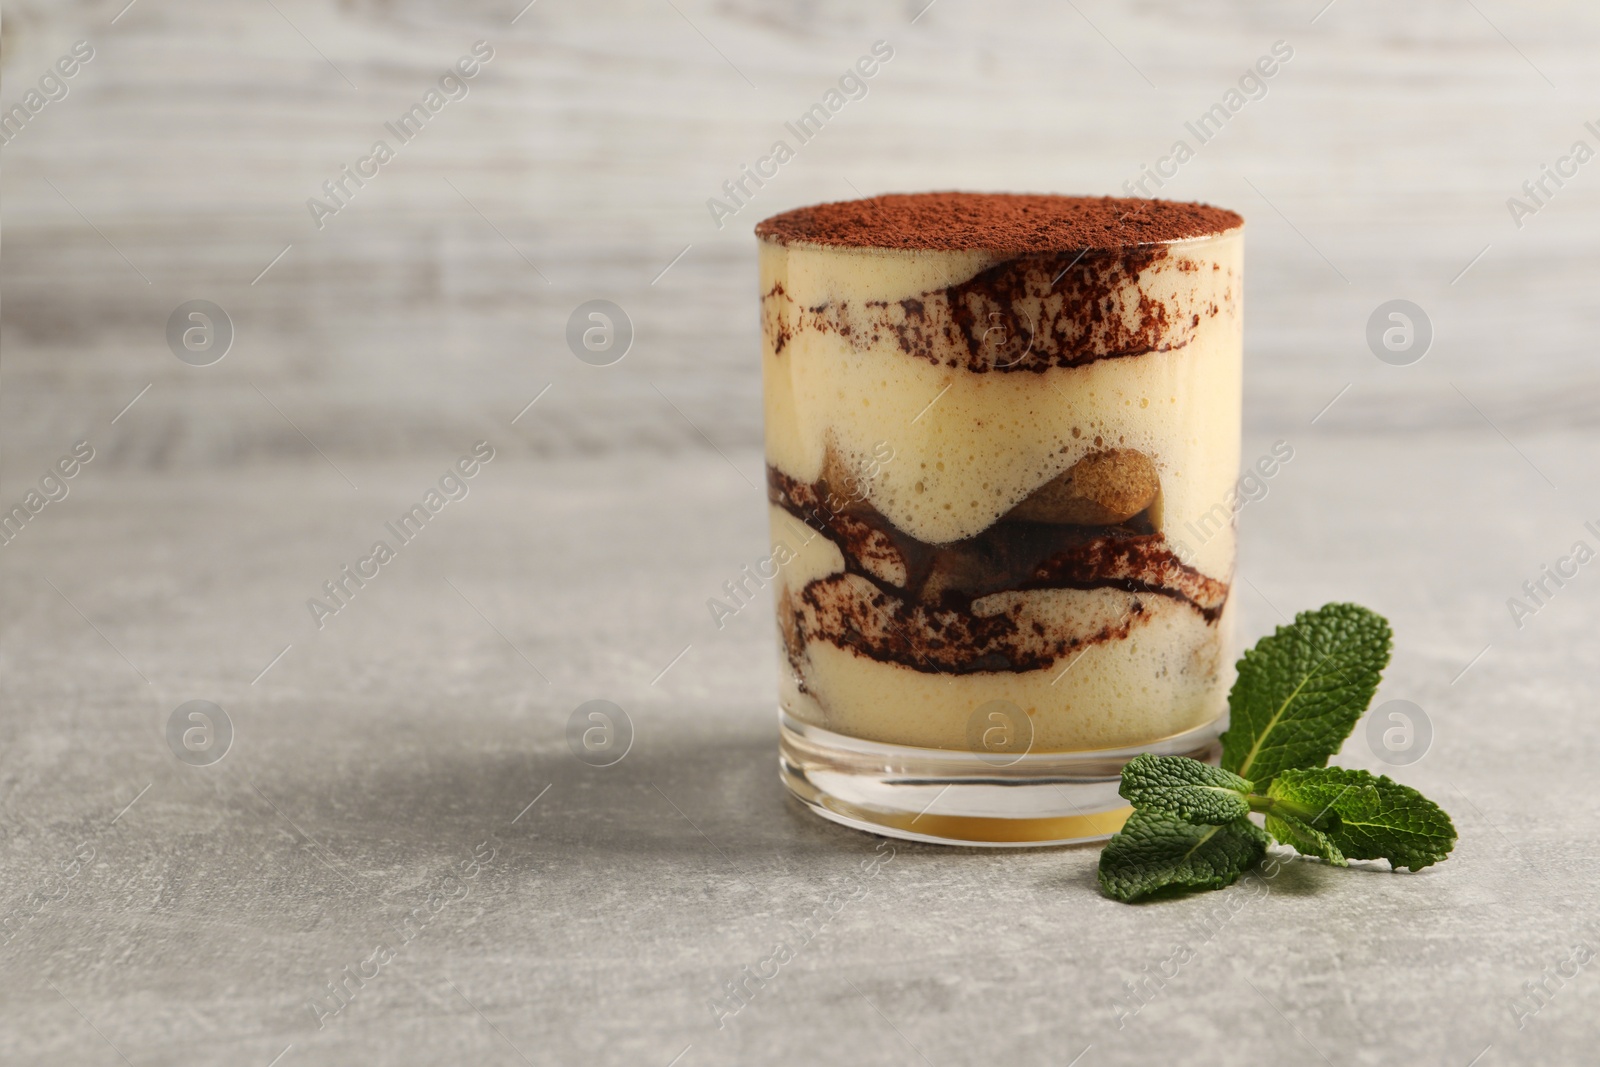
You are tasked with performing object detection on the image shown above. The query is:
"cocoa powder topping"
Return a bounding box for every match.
[755,192,1242,253]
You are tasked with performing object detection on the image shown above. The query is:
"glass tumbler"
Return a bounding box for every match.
[757,194,1243,845]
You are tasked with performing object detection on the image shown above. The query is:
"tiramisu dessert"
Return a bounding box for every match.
[757,192,1243,844]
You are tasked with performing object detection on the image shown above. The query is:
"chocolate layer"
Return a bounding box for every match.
[770,465,1229,676]
[762,244,1234,372]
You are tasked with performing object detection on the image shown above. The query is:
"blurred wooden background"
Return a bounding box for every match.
[3,0,1598,476]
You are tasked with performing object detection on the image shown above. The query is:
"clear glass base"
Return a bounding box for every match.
[779,710,1221,847]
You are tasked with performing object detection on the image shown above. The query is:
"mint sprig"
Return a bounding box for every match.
[1098,603,1456,902]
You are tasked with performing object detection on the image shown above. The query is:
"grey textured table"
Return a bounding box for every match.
[5,0,1600,1063]
[2,437,1596,1066]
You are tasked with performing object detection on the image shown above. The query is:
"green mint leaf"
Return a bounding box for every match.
[1119,754,1254,825]
[1267,767,1457,871]
[1097,810,1269,902]
[1220,603,1392,788]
